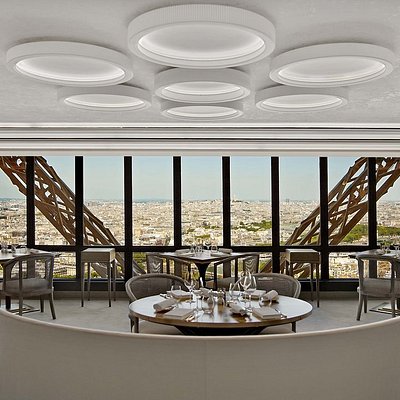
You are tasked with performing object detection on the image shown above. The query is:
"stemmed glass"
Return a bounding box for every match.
[183,269,196,304]
[241,272,256,311]
[204,239,211,254]
[228,281,241,304]
[191,267,202,313]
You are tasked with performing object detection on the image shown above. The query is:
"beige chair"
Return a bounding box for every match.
[80,248,117,307]
[125,273,187,334]
[0,253,56,318]
[210,253,260,289]
[145,253,165,273]
[285,249,320,306]
[356,253,400,320]
[253,273,301,298]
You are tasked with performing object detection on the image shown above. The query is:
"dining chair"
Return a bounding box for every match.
[125,273,187,332]
[253,273,301,298]
[0,253,56,318]
[210,253,260,290]
[145,253,165,273]
[355,253,400,320]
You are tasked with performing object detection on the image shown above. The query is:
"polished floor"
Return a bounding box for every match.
[16,292,394,334]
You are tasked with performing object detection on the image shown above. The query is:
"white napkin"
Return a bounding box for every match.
[153,298,177,312]
[252,307,282,320]
[170,289,191,300]
[163,308,194,320]
[242,289,266,299]
[262,290,279,301]
[230,303,247,316]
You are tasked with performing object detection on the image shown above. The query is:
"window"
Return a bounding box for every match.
[280,157,320,245]
[181,157,222,246]
[231,157,271,246]
[132,157,173,246]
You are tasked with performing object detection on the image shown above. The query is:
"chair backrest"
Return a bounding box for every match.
[242,253,260,274]
[2,253,55,295]
[253,273,301,298]
[132,258,146,276]
[167,256,191,277]
[356,254,400,296]
[125,273,187,302]
[145,253,165,273]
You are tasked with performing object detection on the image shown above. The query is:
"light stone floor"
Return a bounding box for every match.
[17,291,394,334]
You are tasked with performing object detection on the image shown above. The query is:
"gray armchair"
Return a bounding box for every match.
[0,253,56,318]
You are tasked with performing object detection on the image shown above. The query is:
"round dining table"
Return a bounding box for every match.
[129,294,313,335]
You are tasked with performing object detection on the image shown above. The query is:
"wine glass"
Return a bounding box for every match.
[204,239,211,254]
[183,269,196,304]
[191,267,202,312]
[211,244,218,253]
[228,281,241,304]
[245,275,257,312]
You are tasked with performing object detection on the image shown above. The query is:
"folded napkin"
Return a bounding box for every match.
[163,308,194,320]
[170,289,192,300]
[153,298,177,312]
[252,307,282,320]
[242,289,266,299]
[175,249,190,255]
[29,249,41,254]
[260,290,279,302]
[230,303,248,316]
[218,248,233,254]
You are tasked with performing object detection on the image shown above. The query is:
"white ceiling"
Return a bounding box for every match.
[1,0,400,153]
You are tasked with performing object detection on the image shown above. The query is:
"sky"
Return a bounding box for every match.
[1,156,400,201]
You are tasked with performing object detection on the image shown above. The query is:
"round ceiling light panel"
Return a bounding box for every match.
[155,68,250,103]
[256,86,348,112]
[270,43,395,87]
[160,100,243,121]
[58,86,151,111]
[6,41,133,86]
[128,4,275,68]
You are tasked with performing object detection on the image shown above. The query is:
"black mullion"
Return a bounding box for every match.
[124,156,133,281]
[173,157,182,248]
[26,157,35,248]
[75,157,84,279]
[222,157,231,248]
[368,157,377,248]
[320,157,329,280]
[271,157,280,272]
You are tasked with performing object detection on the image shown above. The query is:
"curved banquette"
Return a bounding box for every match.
[0,308,399,400]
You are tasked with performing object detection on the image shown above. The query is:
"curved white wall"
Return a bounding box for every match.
[1,309,399,400]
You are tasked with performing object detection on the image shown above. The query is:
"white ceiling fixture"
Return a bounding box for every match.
[270,43,395,87]
[6,41,133,86]
[128,4,275,68]
[154,68,250,103]
[160,100,243,121]
[58,86,150,111]
[256,86,348,112]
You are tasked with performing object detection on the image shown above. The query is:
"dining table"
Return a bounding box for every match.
[129,294,313,335]
[155,250,246,285]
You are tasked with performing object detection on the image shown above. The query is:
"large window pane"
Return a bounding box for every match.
[84,157,124,245]
[280,157,319,245]
[133,157,173,246]
[328,157,368,245]
[0,157,26,245]
[53,252,76,279]
[182,157,222,246]
[35,156,75,245]
[376,158,400,245]
[231,157,271,246]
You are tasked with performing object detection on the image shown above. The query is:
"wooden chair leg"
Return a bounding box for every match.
[19,295,23,316]
[113,260,117,301]
[391,296,396,318]
[309,264,314,301]
[363,296,368,313]
[49,293,56,320]
[40,296,44,312]
[87,263,91,301]
[356,294,364,320]
[107,263,111,307]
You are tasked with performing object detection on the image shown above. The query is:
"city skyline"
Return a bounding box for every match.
[1,156,400,201]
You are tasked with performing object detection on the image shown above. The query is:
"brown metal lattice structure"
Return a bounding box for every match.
[262,157,400,275]
[0,156,123,277]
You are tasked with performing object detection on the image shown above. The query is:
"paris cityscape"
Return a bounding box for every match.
[0,197,396,279]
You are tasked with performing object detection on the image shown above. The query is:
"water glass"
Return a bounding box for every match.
[201,291,215,315]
